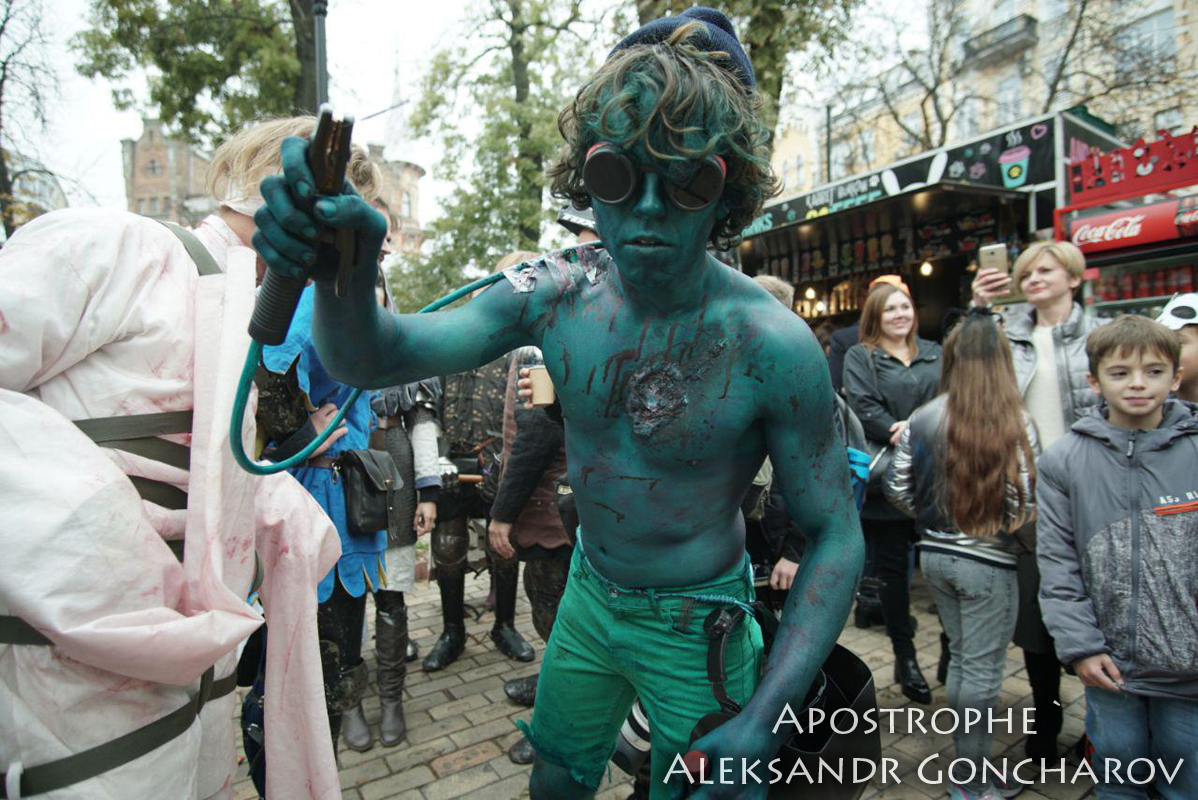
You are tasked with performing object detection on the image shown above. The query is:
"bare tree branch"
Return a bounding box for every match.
[0,0,56,237]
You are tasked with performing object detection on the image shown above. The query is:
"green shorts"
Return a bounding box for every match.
[520,541,763,798]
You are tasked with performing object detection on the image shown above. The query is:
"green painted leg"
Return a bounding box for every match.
[529,756,595,800]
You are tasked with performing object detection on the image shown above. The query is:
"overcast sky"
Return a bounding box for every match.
[44,0,472,216]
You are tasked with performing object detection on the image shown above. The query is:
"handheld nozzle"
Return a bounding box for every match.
[247,104,356,346]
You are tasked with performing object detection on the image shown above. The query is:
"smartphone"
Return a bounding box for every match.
[978,243,1009,275]
[527,365,556,407]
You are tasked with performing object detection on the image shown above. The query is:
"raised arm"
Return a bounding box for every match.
[253,137,541,389]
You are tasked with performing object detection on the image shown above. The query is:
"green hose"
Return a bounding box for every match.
[230,270,507,474]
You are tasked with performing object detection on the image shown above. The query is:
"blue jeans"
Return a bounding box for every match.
[1085,687,1198,799]
[922,551,1018,792]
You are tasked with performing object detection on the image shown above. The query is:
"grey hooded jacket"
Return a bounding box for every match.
[1036,400,1198,699]
[1002,301,1107,427]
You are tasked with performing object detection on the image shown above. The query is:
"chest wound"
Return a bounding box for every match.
[627,363,688,437]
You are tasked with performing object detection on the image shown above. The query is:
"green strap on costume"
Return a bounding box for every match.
[0,615,237,799]
[159,221,221,276]
[66,221,219,520]
[0,616,52,646]
[74,411,194,471]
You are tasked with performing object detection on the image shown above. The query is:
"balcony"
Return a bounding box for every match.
[963,14,1038,67]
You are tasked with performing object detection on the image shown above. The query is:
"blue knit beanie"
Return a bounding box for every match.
[609,7,755,91]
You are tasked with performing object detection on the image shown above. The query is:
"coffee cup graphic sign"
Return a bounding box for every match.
[999,145,1032,188]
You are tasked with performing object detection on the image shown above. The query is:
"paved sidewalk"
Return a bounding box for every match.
[233,568,1097,800]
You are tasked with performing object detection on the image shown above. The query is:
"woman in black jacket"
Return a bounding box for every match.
[843,281,941,704]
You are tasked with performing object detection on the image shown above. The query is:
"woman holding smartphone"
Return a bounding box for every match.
[972,239,1105,760]
[843,281,941,703]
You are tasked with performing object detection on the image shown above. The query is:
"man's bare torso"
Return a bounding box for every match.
[517,251,792,586]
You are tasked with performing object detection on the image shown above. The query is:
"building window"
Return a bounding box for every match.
[995,68,1022,126]
[900,113,923,154]
[1154,107,1184,136]
[148,197,158,215]
[146,158,160,176]
[137,198,145,214]
[829,139,854,181]
[857,129,876,168]
[401,192,412,219]
[793,152,806,190]
[1118,9,1176,75]
[1039,0,1069,21]
[955,97,980,141]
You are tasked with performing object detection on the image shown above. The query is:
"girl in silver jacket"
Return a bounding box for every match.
[885,310,1038,800]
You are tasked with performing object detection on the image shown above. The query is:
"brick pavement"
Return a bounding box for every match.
[233,568,1098,800]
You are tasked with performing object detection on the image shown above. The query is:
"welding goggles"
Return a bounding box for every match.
[582,142,726,212]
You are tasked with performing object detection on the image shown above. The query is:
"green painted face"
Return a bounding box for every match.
[584,91,725,290]
[589,144,720,290]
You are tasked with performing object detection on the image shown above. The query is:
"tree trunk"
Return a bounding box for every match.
[743,5,785,140]
[509,1,540,249]
[0,146,14,239]
[289,0,318,114]
[1041,0,1088,114]
[636,0,670,26]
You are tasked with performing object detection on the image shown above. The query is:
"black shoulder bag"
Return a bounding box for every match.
[337,449,405,533]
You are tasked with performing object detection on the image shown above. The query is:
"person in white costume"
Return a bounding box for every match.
[0,117,379,799]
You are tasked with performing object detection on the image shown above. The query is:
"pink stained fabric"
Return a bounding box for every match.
[0,209,341,799]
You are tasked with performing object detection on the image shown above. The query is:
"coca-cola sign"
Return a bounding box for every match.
[1072,214,1145,246]
[1066,200,1184,253]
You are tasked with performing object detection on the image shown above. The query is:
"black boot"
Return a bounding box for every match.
[508,734,537,764]
[491,557,534,662]
[423,568,467,672]
[854,591,884,629]
[405,640,419,663]
[894,656,932,704]
[376,591,409,746]
[1025,703,1063,760]
[504,674,538,707]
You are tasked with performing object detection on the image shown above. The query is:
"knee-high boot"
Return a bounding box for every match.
[376,590,409,746]
[423,567,466,671]
[424,516,469,672]
[490,555,533,661]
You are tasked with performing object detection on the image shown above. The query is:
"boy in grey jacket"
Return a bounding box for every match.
[1037,315,1197,799]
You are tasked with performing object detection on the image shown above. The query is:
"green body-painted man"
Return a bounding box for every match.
[252,9,863,798]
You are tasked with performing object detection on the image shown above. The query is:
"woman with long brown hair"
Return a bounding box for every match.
[885,309,1038,800]
[843,281,941,703]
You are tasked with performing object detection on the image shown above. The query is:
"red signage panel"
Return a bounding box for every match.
[1068,128,1198,205]
[1067,197,1198,253]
